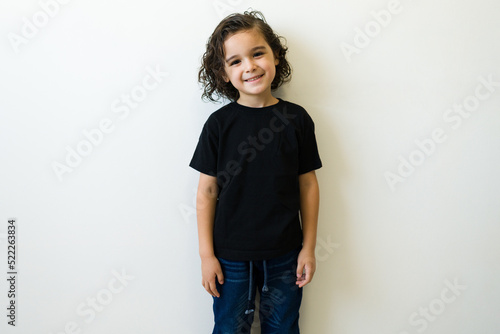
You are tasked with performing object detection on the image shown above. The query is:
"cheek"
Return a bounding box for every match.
[224,67,236,82]
[270,63,277,77]
[269,59,278,73]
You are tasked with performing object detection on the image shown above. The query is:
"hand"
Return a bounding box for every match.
[296,248,316,288]
[201,255,224,297]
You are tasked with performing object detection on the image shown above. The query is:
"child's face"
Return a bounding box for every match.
[223,28,279,103]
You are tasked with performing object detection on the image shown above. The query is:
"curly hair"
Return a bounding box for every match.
[198,10,292,102]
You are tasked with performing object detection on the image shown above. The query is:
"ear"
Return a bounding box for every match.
[275,58,279,66]
[223,73,230,83]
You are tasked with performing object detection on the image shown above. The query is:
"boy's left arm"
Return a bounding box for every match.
[296,170,320,288]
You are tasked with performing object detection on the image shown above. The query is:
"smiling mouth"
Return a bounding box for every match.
[245,74,263,82]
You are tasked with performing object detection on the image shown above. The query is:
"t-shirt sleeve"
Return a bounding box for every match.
[189,115,218,176]
[298,110,322,175]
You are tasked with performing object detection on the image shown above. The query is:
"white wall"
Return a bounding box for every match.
[1,0,499,333]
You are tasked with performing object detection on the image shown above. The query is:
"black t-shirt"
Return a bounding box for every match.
[189,99,322,261]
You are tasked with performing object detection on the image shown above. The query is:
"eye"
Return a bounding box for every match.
[230,59,241,66]
[254,51,264,57]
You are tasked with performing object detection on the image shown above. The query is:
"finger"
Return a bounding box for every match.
[302,273,311,287]
[296,272,305,283]
[296,264,307,287]
[205,280,218,297]
[205,282,214,297]
[203,281,215,297]
[296,261,304,280]
[216,269,224,285]
[298,264,314,288]
[209,279,220,298]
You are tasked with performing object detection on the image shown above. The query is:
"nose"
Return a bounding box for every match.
[244,59,256,72]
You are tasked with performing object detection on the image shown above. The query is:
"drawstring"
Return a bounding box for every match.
[245,261,255,314]
[262,260,269,292]
[244,259,269,315]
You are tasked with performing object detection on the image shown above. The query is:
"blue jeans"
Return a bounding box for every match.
[212,247,303,334]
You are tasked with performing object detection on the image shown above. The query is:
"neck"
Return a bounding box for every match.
[237,92,279,108]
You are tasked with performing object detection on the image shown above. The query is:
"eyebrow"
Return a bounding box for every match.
[225,46,267,63]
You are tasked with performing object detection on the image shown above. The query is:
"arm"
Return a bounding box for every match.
[296,170,320,288]
[196,172,224,297]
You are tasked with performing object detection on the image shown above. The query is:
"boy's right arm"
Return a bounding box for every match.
[196,172,224,297]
